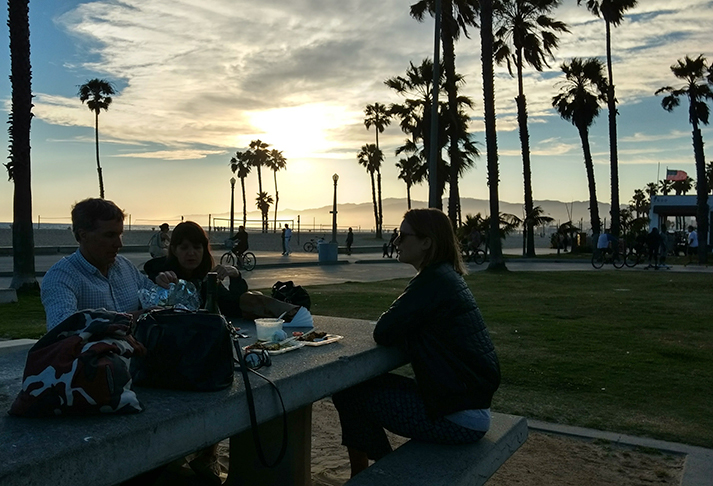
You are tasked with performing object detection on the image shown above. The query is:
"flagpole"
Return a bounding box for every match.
[657,162,660,185]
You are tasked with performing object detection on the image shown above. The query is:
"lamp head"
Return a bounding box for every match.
[230,177,236,185]
[333,173,339,183]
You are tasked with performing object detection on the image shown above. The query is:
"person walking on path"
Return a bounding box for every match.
[281,226,286,255]
[283,224,292,255]
[687,226,698,256]
[346,227,354,255]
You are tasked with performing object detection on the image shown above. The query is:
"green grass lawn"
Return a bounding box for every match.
[3,271,711,448]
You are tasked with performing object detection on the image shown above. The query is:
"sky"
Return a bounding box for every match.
[1,0,713,228]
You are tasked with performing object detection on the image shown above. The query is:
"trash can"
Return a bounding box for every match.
[318,241,338,263]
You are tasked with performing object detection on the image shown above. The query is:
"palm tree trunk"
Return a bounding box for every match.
[95,110,104,199]
[370,171,379,235]
[407,182,412,210]
[480,0,505,271]
[516,53,535,257]
[241,178,247,226]
[376,170,383,239]
[605,20,620,238]
[578,124,601,236]
[257,166,263,195]
[273,170,279,233]
[442,0,461,228]
[8,0,37,291]
[692,123,709,264]
[376,131,383,239]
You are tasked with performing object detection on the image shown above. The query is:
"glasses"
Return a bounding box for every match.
[242,349,272,370]
[394,232,418,243]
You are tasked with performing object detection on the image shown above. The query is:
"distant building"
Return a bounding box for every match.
[649,195,713,243]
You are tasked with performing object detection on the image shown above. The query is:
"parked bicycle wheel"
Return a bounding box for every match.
[612,251,626,269]
[591,251,604,269]
[241,251,256,271]
[220,251,235,266]
[303,241,315,253]
[473,249,486,265]
[625,249,641,268]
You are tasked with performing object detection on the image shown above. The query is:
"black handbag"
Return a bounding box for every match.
[271,280,311,309]
[131,308,234,391]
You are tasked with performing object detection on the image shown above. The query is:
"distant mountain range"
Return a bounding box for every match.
[199,197,612,233]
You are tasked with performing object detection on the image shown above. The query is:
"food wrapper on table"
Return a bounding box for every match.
[138,280,202,310]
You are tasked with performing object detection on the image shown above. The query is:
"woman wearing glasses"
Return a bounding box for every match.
[333,208,501,477]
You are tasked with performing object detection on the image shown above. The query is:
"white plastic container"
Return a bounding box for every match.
[254,318,284,341]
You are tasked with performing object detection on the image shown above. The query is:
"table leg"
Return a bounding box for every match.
[225,404,312,486]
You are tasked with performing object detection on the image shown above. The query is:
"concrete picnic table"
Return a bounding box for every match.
[0,315,407,486]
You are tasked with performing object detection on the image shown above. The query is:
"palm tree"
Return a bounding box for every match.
[479,0,507,271]
[255,192,274,233]
[357,144,384,234]
[521,205,554,254]
[265,149,287,232]
[6,0,37,291]
[645,181,658,198]
[630,189,647,218]
[229,151,251,227]
[706,161,713,194]
[248,139,270,195]
[494,0,569,257]
[659,179,673,195]
[364,103,391,239]
[395,153,427,209]
[577,0,638,240]
[656,54,712,263]
[78,78,115,199]
[410,0,478,227]
[552,57,609,236]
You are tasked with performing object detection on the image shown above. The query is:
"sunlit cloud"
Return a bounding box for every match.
[114,149,226,160]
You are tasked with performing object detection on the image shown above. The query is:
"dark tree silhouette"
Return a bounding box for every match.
[78,78,115,199]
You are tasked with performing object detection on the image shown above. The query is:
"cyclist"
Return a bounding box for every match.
[229,225,249,258]
[596,228,616,258]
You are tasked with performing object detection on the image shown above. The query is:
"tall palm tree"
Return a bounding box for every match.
[265,149,287,232]
[706,161,713,194]
[229,151,251,227]
[357,144,383,234]
[255,192,274,233]
[552,57,609,236]
[656,54,712,263]
[659,179,673,195]
[411,0,478,227]
[577,0,638,239]
[494,0,569,257]
[479,0,506,270]
[248,139,269,195]
[6,0,37,291]
[78,78,115,199]
[364,103,391,239]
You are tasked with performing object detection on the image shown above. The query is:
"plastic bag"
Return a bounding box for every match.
[138,279,202,310]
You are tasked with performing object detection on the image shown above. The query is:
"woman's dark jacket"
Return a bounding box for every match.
[143,257,248,317]
[373,262,500,418]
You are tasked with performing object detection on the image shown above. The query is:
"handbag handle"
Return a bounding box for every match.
[232,333,288,468]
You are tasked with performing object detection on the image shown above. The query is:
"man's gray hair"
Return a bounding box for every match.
[71,198,125,242]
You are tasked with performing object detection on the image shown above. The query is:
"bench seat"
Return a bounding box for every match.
[345,412,528,486]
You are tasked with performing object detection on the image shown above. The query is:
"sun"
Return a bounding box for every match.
[246,104,351,159]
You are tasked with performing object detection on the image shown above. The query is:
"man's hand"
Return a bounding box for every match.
[156,271,178,288]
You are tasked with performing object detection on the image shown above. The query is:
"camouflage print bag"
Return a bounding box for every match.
[8,310,146,417]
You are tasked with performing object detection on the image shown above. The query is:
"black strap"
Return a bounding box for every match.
[233,339,288,468]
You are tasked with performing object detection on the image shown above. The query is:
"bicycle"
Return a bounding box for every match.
[303,236,324,253]
[461,246,486,265]
[591,247,625,269]
[220,246,256,271]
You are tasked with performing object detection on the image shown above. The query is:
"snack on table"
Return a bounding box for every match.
[298,331,328,342]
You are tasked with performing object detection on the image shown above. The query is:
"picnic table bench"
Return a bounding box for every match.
[0,316,525,485]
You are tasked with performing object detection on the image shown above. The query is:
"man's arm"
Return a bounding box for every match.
[41,268,80,330]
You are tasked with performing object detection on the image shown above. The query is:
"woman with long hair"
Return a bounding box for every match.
[333,208,500,476]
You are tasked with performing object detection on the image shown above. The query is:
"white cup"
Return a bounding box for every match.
[254,318,284,341]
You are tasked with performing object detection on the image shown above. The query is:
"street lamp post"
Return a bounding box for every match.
[331,173,339,243]
[230,177,236,236]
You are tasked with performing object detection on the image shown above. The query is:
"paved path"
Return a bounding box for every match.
[2,247,712,289]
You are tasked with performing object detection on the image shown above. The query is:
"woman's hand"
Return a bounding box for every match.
[212,264,240,280]
[156,271,178,288]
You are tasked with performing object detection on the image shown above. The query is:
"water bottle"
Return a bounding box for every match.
[204,271,220,314]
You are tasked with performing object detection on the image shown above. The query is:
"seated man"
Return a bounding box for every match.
[41,198,157,330]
